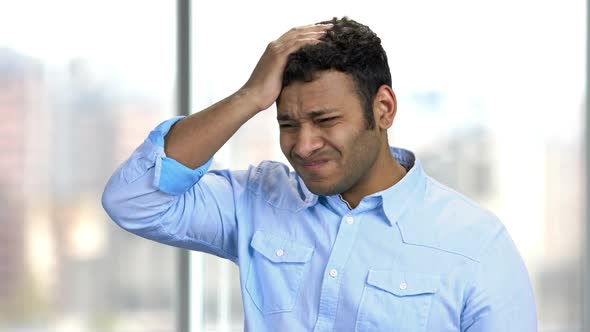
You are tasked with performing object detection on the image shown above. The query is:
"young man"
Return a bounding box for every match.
[102,17,537,331]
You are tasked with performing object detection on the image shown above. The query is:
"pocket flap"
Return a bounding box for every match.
[366,269,439,297]
[250,231,314,264]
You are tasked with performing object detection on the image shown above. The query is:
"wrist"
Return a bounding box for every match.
[235,86,269,114]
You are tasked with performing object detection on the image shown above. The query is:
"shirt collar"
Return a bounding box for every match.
[298,147,427,222]
[373,147,427,226]
[297,174,319,210]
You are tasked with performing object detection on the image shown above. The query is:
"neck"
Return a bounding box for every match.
[341,146,407,209]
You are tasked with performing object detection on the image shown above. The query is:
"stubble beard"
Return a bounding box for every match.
[296,131,381,198]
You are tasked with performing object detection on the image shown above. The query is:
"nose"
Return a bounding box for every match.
[292,125,324,160]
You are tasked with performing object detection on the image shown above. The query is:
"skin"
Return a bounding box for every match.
[164,23,406,208]
[278,70,406,208]
[164,24,332,169]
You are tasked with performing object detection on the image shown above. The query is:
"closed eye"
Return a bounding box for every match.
[279,123,295,129]
[317,116,339,125]
[320,117,337,122]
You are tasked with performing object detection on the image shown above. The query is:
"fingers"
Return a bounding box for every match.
[270,24,332,57]
[265,37,321,64]
[281,37,323,55]
[240,23,333,111]
[278,23,333,43]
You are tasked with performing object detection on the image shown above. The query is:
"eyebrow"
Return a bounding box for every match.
[277,108,338,121]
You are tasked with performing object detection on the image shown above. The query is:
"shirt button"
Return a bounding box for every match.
[346,216,354,224]
[276,249,284,257]
[399,282,408,290]
[329,269,338,278]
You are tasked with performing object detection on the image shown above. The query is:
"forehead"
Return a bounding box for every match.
[277,70,361,118]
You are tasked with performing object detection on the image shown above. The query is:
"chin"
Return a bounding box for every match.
[302,179,343,197]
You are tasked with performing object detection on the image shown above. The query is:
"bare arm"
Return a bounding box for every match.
[164,24,332,169]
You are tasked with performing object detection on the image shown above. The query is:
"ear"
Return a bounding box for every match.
[372,85,397,130]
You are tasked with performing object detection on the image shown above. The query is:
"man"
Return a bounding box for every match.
[102,17,537,331]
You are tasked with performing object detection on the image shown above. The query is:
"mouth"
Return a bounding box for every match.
[301,160,329,172]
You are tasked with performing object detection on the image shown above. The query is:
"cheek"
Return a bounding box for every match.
[327,127,359,150]
[337,128,378,157]
[279,135,291,156]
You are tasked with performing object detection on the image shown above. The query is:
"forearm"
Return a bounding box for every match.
[164,89,260,169]
[164,25,331,170]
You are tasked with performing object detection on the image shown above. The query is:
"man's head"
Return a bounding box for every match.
[281,17,392,129]
[277,17,398,199]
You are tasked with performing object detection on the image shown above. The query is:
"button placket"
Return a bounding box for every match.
[313,210,362,332]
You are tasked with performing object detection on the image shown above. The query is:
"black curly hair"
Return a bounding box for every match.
[281,17,392,129]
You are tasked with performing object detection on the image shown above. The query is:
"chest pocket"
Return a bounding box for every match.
[245,231,314,314]
[355,269,439,332]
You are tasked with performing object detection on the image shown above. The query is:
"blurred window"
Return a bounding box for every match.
[0,1,178,331]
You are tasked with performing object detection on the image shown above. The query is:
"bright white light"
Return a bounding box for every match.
[0,0,175,96]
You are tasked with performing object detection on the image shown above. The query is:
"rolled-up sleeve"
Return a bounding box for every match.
[461,227,538,331]
[101,116,244,263]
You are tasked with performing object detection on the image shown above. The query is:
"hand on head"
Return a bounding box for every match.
[240,23,333,112]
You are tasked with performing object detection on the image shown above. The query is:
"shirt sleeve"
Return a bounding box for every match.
[101,116,247,263]
[461,226,538,332]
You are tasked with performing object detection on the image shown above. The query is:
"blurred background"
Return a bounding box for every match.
[0,0,586,331]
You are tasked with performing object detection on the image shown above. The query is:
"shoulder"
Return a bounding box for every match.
[245,160,311,211]
[398,175,506,262]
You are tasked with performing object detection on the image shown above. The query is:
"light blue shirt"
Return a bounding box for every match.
[102,117,537,332]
